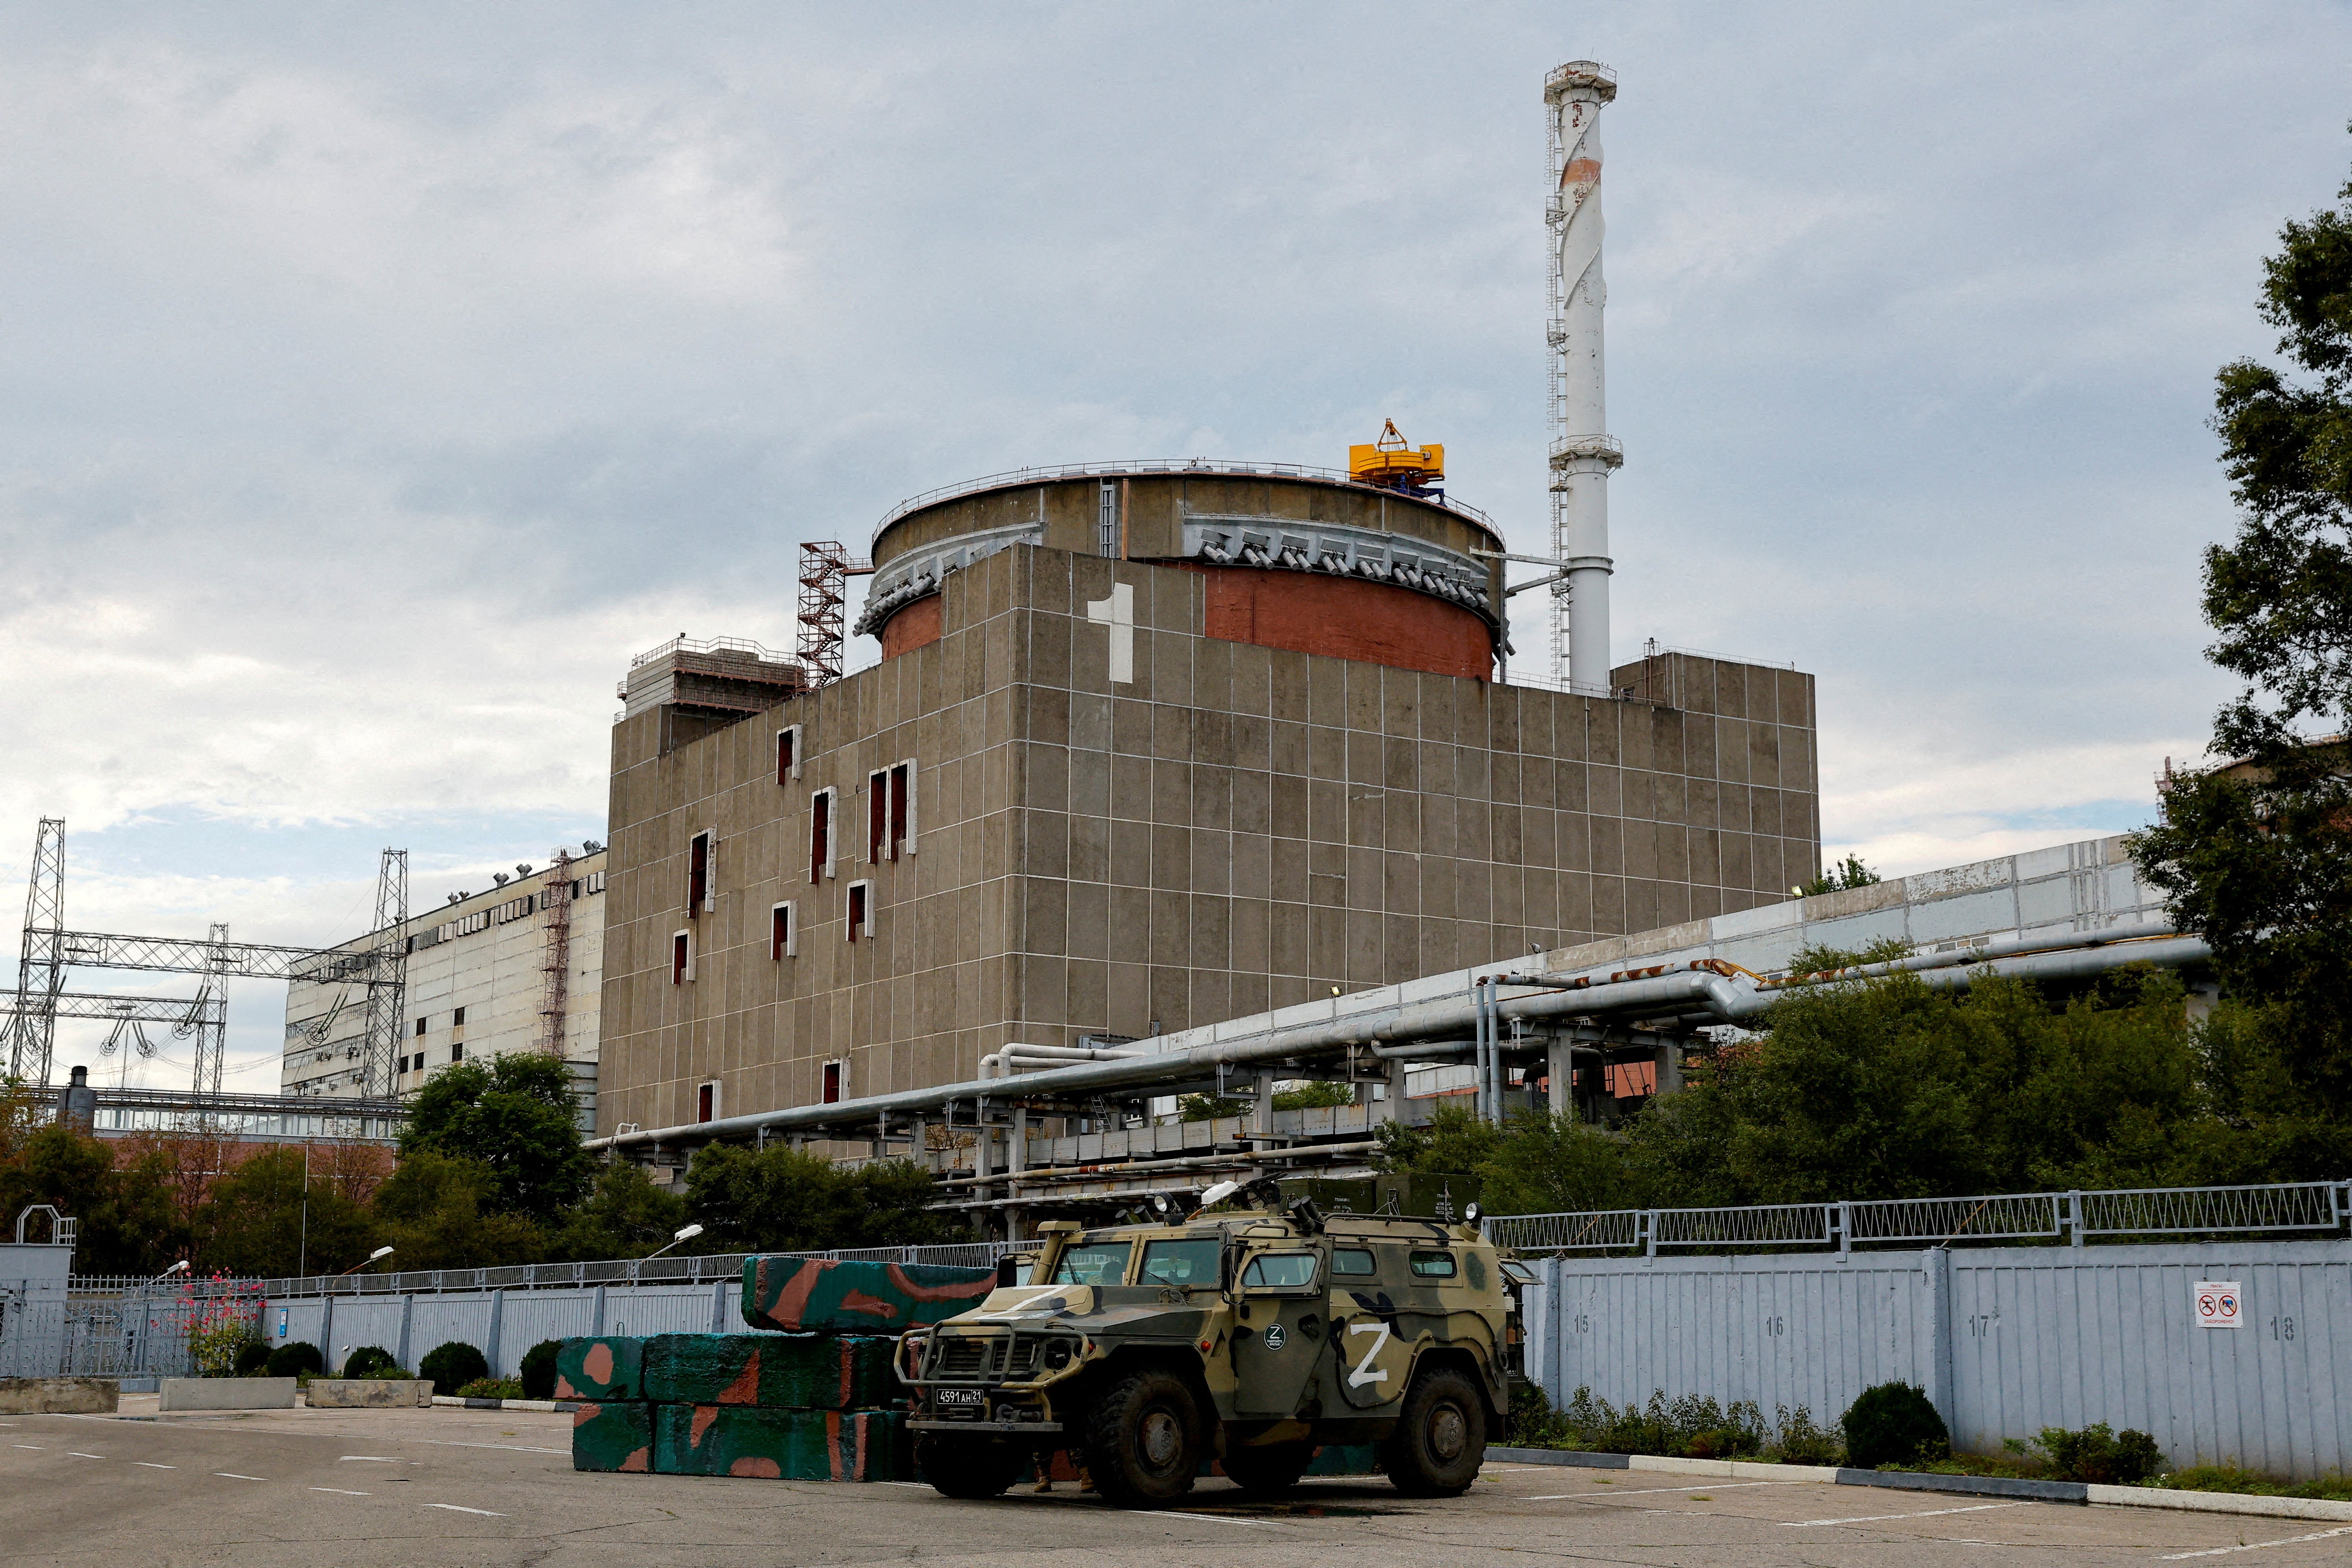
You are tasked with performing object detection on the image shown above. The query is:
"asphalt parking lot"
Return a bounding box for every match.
[2,1399,2348,1566]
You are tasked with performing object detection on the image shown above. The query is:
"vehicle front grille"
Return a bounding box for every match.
[1005,1336,1041,1377]
[930,1334,1004,1380]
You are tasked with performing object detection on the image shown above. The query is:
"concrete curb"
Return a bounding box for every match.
[429,1395,582,1413]
[2087,1485,2352,1522]
[1486,1448,2352,1521]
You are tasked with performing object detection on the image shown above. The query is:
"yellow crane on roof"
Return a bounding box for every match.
[1348,420,1445,495]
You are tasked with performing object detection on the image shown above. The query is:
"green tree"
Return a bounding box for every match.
[0,1125,182,1274]
[399,1055,591,1221]
[370,1150,547,1270]
[549,1162,689,1261]
[1796,853,1882,898]
[2129,147,2352,1123]
[193,1148,375,1278]
[685,1146,946,1252]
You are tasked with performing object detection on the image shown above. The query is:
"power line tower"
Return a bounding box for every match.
[8,817,65,1085]
[187,922,232,1098]
[537,849,574,1056]
[797,541,875,688]
[357,849,408,1098]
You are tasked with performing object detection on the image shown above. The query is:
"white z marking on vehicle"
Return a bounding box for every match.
[1345,1319,1392,1388]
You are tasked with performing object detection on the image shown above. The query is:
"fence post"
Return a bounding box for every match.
[2067,1190,2085,1248]
[485,1289,505,1377]
[397,1294,415,1371]
[1923,1246,1956,1433]
[1644,1210,1658,1259]
[1836,1202,1852,1258]
[590,1284,606,1337]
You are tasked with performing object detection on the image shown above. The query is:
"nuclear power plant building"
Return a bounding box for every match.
[595,465,1820,1137]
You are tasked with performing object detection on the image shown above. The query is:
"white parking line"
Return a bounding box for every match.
[134,1463,175,1469]
[1138,1510,1283,1527]
[417,1440,569,1456]
[310,1487,372,1496]
[213,1473,265,1481]
[423,1504,504,1517]
[2161,1524,2352,1559]
[67,1453,103,1459]
[10,1445,43,1450]
[339,1455,400,1462]
[1533,1480,1804,1501]
[1785,1502,2028,1526]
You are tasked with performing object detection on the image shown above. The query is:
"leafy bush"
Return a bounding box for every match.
[519,1339,562,1400]
[2034,1423,2164,1485]
[1841,1383,1951,1469]
[265,1341,323,1378]
[1771,1403,1845,1465]
[233,1339,272,1376]
[418,1341,489,1393]
[455,1377,527,1399]
[342,1345,400,1379]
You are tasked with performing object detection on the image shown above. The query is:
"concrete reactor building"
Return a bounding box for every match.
[590,58,1822,1165]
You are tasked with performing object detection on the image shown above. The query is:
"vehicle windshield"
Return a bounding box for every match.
[1240,1252,1320,1289]
[1138,1237,1221,1288]
[1051,1240,1132,1285]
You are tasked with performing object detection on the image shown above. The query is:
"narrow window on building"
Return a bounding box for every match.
[672,929,693,984]
[810,788,835,882]
[1097,481,1119,556]
[698,1081,718,1123]
[450,1043,463,1062]
[846,879,872,941]
[770,901,796,960]
[775,724,802,784]
[452,1005,465,1027]
[686,829,713,914]
[867,762,918,861]
[397,1054,410,1075]
[822,1059,844,1104]
[414,1017,427,1038]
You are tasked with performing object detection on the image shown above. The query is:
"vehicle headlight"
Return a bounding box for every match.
[1043,1339,1074,1369]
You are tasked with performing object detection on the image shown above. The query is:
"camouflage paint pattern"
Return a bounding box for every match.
[641,1332,899,1410]
[740,1256,995,1334]
[555,1337,646,1403]
[570,1400,654,1473]
[653,1403,906,1480]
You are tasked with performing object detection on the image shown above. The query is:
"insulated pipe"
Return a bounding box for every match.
[589,931,2210,1153]
[1369,1040,1476,1061]
[1546,60,1622,694]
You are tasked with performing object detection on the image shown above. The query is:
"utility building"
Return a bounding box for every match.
[597,464,1819,1139]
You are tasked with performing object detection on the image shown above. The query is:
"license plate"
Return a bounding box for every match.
[935,1389,985,1411]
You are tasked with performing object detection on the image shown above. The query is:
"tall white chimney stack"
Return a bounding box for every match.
[1546,61,1623,695]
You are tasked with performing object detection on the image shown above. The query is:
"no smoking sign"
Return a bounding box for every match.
[2194,1280,2243,1329]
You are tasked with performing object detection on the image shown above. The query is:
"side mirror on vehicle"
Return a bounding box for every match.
[996,1253,1036,1287]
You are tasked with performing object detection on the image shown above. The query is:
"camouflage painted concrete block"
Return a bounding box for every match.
[740,1256,993,1334]
[1303,1442,1379,1476]
[570,1401,653,1473]
[641,1333,899,1410]
[654,1403,906,1481]
[554,1336,645,1402]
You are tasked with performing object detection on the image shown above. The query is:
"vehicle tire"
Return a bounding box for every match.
[1221,1439,1316,1496]
[917,1434,1026,1499]
[1379,1366,1486,1497]
[1082,1367,1203,1507]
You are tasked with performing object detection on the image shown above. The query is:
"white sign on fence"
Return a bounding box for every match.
[2194,1280,2243,1329]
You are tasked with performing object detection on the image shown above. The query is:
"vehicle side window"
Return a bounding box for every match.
[1139,1238,1221,1287]
[1408,1250,1458,1278]
[1052,1241,1132,1285]
[1240,1252,1320,1290]
[1332,1248,1377,1276]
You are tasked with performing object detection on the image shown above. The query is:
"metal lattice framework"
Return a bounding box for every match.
[176,1240,1016,1300]
[355,849,408,1099]
[1487,1178,2352,1256]
[796,541,875,688]
[7,818,65,1083]
[538,848,573,1056]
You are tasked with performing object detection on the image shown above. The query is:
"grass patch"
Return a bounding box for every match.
[2156,1465,2352,1501]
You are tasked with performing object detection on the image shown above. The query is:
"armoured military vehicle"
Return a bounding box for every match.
[897,1178,1534,1507]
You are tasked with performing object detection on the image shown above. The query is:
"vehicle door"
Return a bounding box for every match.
[1228,1243,1328,1416]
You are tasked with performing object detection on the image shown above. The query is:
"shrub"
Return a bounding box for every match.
[233,1339,272,1376]
[2034,1423,2164,1485]
[342,1345,400,1379]
[264,1341,323,1378]
[1841,1383,1951,1470]
[418,1341,490,1393]
[455,1377,526,1399]
[1771,1403,1845,1465]
[518,1339,562,1401]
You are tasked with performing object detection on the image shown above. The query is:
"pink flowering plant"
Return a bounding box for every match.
[181,1274,265,1377]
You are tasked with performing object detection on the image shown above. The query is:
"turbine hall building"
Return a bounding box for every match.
[594,462,1821,1142]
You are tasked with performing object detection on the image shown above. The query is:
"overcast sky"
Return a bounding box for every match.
[3,3,2344,1092]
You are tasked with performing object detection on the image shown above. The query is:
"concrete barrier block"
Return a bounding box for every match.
[654,1404,905,1480]
[158,1377,296,1412]
[571,1401,654,1473]
[740,1257,993,1334]
[304,1379,434,1408]
[0,1377,118,1414]
[642,1334,899,1410]
[555,1336,645,1402]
